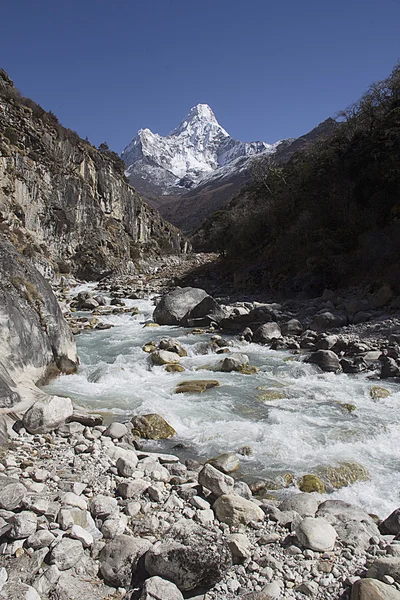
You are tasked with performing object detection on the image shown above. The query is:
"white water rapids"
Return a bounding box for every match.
[45,285,400,518]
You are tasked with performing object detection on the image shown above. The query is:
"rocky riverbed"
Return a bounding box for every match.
[3,255,400,599]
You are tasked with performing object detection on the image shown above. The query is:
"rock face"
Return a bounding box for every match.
[0,235,78,423]
[0,71,185,281]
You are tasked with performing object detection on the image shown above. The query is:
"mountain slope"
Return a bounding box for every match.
[0,69,185,280]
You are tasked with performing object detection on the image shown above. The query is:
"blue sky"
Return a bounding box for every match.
[1,0,399,151]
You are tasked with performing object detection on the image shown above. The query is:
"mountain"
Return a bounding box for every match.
[122,104,336,233]
[0,69,185,280]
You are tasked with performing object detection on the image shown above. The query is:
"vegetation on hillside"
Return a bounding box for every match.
[194,63,400,296]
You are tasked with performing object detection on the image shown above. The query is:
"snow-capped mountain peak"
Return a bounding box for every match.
[122,104,280,195]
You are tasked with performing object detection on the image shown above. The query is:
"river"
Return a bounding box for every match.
[44,284,400,518]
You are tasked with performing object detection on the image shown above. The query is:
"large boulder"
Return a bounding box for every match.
[99,535,152,587]
[0,477,26,510]
[182,295,226,326]
[306,350,342,373]
[23,396,73,434]
[295,516,337,552]
[351,578,400,600]
[253,323,282,344]
[198,464,234,497]
[145,519,231,591]
[153,287,209,325]
[310,311,347,331]
[131,414,176,439]
[279,493,320,517]
[316,499,380,549]
[139,576,184,600]
[367,558,400,583]
[213,494,265,526]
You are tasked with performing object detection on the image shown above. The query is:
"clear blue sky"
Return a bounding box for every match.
[1,0,399,152]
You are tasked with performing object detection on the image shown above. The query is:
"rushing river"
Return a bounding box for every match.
[45,284,400,518]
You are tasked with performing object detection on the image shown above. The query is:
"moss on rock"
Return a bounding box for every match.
[131,413,176,440]
[298,474,326,493]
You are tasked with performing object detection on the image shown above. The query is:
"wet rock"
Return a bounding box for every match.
[131,413,176,439]
[380,356,400,378]
[165,364,185,373]
[306,350,342,373]
[218,354,249,372]
[103,422,128,439]
[50,538,84,570]
[23,396,74,434]
[351,577,400,599]
[253,323,282,344]
[145,519,231,591]
[151,350,181,366]
[370,386,391,400]
[279,493,320,517]
[99,534,152,587]
[315,462,370,491]
[0,477,26,510]
[175,380,220,394]
[257,390,287,402]
[295,516,337,552]
[207,453,240,474]
[139,576,184,600]
[153,287,209,325]
[183,295,226,325]
[297,474,326,494]
[198,464,234,496]
[213,494,265,526]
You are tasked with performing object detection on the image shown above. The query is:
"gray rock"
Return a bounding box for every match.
[99,534,152,587]
[23,396,74,434]
[227,533,251,558]
[213,494,265,526]
[207,453,240,474]
[117,479,150,499]
[103,422,128,439]
[198,463,234,496]
[281,319,303,336]
[381,356,400,378]
[139,576,184,600]
[233,481,252,499]
[381,508,400,535]
[367,557,400,582]
[27,529,56,549]
[90,494,118,519]
[351,577,400,599]
[218,354,249,373]
[33,565,60,595]
[9,510,37,539]
[279,493,320,517]
[253,322,282,344]
[50,538,84,570]
[317,499,380,549]
[151,350,181,366]
[101,516,127,539]
[116,455,139,477]
[295,516,337,552]
[153,287,209,325]
[70,524,93,547]
[306,349,342,373]
[310,311,347,331]
[0,477,26,510]
[145,519,231,591]
[1,583,41,600]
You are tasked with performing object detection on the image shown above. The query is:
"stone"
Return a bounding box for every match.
[370,386,391,400]
[70,524,94,547]
[90,494,118,519]
[306,350,342,373]
[367,557,400,582]
[198,464,234,496]
[183,295,226,325]
[23,396,74,434]
[9,510,37,539]
[139,576,184,600]
[310,311,347,331]
[253,322,282,343]
[218,354,249,372]
[352,577,400,599]
[99,534,152,587]
[33,565,60,596]
[316,499,380,549]
[279,493,320,517]
[295,516,337,552]
[381,508,400,535]
[315,462,370,491]
[207,453,240,474]
[103,422,128,439]
[233,481,252,499]
[213,494,265,526]
[151,350,181,366]
[27,529,56,549]
[117,479,150,499]
[165,364,185,372]
[153,287,209,325]
[227,533,252,558]
[61,492,87,510]
[0,477,26,510]
[68,410,103,427]
[50,538,84,570]
[297,474,326,494]
[131,414,176,439]
[1,583,41,600]
[145,519,231,591]
[101,516,127,538]
[380,356,400,378]
[281,319,303,336]
[116,455,139,477]
[175,379,220,393]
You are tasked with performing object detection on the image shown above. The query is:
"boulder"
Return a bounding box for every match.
[9,510,37,539]
[131,414,176,439]
[145,519,231,591]
[227,533,252,558]
[103,422,128,439]
[175,380,220,394]
[295,516,337,552]
[351,578,400,600]
[213,494,265,526]
[23,396,73,434]
[139,576,184,600]
[279,493,320,517]
[198,464,234,496]
[306,350,342,373]
[297,474,325,494]
[182,295,226,325]
[380,356,400,379]
[315,462,370,491]
[0,477,26,510]
[381,508,400,535]
[316,499,380,549]
[367,558,400,583]
[281,319,303,336]
[50,538,84,570]
[207,453,240,474]
[370,386,391,400]
[100,534,152,588]
[218,353,249,372]
[310,311,347,331]
[253,323,282,344]
[151,350,180,366]
[153,287,209,325]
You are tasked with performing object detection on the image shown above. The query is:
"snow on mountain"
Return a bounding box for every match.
[122,103,280,195]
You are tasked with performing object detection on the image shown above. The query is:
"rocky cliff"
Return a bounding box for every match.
[0,70,186,280]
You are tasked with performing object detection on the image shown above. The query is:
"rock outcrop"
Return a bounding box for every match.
[0,69,186,281]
